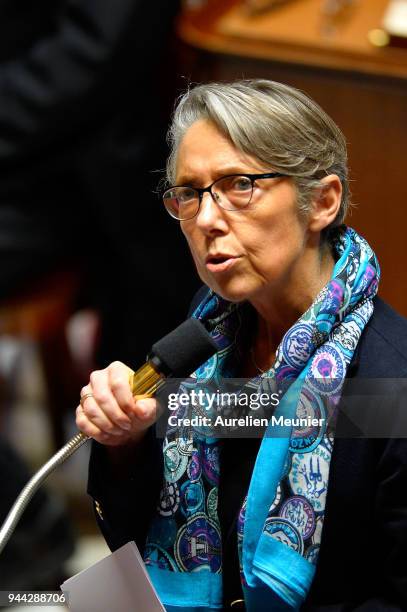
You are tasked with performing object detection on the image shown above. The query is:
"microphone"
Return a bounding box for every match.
[129,317,218,398]
[0,318,217,555]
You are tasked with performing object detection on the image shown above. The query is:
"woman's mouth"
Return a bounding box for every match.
[205,254,240,273]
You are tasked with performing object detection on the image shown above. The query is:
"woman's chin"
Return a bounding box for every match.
[207,279,253,303]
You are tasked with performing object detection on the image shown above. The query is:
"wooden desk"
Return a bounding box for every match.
[177,0,407,315]
[179,0,407,78]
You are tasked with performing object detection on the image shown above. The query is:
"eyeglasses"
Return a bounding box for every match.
[162,172,287,220]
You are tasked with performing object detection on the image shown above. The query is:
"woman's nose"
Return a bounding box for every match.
[195,191,228,234]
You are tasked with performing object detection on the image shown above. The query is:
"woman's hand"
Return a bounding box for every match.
[75,361,158,447]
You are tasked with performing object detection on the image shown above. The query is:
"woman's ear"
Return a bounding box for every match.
[308,174,342,233]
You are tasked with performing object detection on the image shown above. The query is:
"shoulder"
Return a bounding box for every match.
[355,296,407,377]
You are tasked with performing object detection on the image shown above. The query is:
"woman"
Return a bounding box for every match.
[77,80,407,611]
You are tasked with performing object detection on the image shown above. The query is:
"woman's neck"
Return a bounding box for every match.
[248,247,335,372]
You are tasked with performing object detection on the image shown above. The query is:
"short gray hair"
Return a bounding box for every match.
[166,79,350,243]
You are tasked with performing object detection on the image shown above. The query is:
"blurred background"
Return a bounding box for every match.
[0,0,406,609]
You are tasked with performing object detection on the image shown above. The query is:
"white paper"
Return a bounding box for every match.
[61,541,165,612]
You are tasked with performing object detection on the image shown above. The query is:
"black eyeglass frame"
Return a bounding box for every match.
[162,172,288,220]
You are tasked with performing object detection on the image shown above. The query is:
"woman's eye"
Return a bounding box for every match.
[178,188,197,203]
[232,177,252,191]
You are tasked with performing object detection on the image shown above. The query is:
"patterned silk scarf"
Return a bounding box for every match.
[143,227,380,611]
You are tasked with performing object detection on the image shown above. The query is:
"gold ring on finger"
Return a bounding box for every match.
[80,392,94,408]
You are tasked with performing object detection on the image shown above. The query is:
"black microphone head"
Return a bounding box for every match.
[150,318,218,378]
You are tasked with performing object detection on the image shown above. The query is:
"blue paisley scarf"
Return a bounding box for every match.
[143,227,380,611]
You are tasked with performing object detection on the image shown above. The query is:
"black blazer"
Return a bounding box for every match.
[87,294,407,611]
